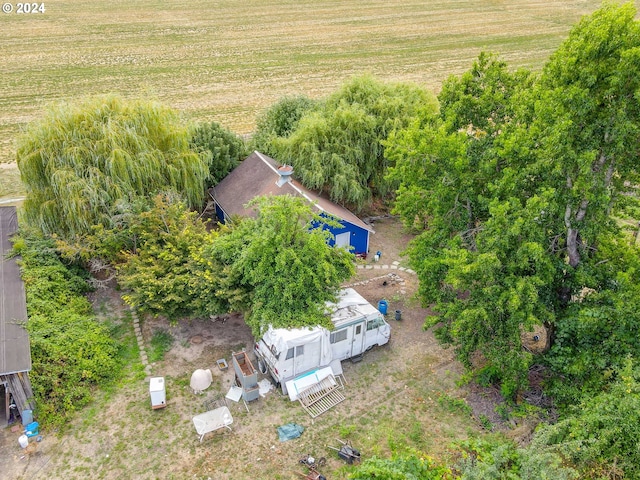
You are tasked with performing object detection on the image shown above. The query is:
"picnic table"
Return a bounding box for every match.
[192,406,233,442]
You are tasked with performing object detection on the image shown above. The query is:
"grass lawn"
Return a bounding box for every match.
[0,0,602,177]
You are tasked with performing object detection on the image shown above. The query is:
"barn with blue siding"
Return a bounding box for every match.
[211,151,373,256]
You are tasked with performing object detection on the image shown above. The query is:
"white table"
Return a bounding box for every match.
[192,406,233,442]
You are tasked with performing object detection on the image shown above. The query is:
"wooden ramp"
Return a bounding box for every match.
[297,374,345,418]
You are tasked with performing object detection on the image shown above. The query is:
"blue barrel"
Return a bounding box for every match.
[378,300,388,315]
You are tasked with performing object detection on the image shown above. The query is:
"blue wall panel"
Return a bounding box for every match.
[215,202,369,256]
[214,203,228,224]
[319,214,369,256]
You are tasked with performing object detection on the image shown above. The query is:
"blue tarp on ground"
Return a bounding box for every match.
[277,423,304,441]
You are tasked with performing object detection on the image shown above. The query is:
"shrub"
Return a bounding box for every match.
[349,450,452,480]
[189,120,247,185]
[16,230,121,427]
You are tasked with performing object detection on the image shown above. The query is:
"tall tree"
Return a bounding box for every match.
[206,195,355,337]
[272,75,437,210]
[390,2,640,397]
[386,54,536,396]
[115,195,224,321]
[513,1,640,404]
[190,120,247,185]
[17,95,209,241]
[526,1,640,270]
[252,95,318,156]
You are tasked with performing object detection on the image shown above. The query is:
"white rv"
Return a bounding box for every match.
[254,288,391,394]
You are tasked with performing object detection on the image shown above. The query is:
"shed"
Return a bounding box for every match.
[211,151,373,256]
[0,207,35,426]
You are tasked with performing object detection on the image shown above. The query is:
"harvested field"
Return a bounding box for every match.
[0,0,602,174]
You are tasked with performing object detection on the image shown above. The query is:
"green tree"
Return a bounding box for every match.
[252,95,318,156]
[115,195,224,321]
[389,3,640,397]
[17,95,209,241]
[498,1,640,394]
[533,358,640,479]
[190,120,247,185]
[387,52,530,236]
[272,75,437,210]
[206,195,355,337]
[386,54,538,396]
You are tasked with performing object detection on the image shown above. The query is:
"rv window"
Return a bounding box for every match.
[285,348,294,360]
[356,325,362,335]
[296,345,304,356]
[270,344,281,359]
[367,317,384,331]
[330,329,348,344]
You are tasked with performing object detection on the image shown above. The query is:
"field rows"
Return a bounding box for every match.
[0,0,602,174]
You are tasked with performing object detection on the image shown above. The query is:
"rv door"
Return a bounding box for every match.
[351,323,364,357]
[293,345,305,376]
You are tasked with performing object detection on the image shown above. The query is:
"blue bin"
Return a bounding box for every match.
[378,300,388,315]
[25,421,39,438]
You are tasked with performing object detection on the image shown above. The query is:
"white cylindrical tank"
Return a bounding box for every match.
[149,377,166,409]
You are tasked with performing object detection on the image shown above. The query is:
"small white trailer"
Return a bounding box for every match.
[254,288,391,394]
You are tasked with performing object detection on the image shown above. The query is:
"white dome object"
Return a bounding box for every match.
[190,368,213,394]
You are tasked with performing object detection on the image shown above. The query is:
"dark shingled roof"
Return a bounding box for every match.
[0,207,31,375]
[213,151,373,232]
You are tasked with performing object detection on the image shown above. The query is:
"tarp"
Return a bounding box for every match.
[325,288,381,324]
[277,422,304,441]
[262,325,332,367]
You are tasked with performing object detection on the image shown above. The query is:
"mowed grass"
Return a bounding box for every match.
[0,0,602,177]
[0,164,22,201]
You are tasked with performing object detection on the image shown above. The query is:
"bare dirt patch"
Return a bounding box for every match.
[1,217,491,480]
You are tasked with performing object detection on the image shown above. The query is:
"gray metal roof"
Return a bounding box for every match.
[0,207,31,375]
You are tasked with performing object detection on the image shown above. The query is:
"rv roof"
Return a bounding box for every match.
[261,288,381,343]
[329,288,380,325]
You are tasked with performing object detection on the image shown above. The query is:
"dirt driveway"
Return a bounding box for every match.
[1,218,482,479]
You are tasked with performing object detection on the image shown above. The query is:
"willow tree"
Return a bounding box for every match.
[251,95,318,156]
[17,95,209,241]
[271,75,437,211]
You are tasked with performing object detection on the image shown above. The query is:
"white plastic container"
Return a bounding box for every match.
[149,377,166,409]
[18,434,28,448]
